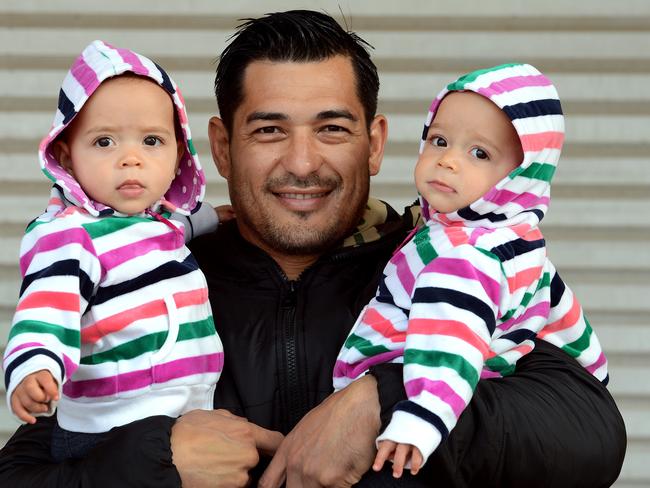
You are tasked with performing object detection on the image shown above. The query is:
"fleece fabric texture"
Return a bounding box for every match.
[3,40,223,433]
[333,63,607,465]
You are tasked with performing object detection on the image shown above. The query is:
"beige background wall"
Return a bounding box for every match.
[1,1,648,485]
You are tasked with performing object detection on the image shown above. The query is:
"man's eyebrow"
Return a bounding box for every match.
[246,111,288,123]
[316,109,357,122]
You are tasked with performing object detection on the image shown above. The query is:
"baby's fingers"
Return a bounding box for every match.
[392,443,412,478]
[10,393,37,424]
[373,440,396,472]
[36,372,59,401]
[410,447,424,475]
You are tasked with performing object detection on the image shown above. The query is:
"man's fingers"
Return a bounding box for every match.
[250,423,284,456]
[258,446,287,488]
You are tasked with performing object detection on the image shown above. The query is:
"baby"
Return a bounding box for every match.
[334,63,608,477]
[3,40,229,461]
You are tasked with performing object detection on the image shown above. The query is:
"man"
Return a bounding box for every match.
[0,10,626,488]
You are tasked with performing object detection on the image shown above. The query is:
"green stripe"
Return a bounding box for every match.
[446,63,523,91]
[405,349,479,388]
[501,272,551,321]
[561,318,593,359]
[188,139,197,156]
[414,226,437,264]
[9,320,80,348]
[511,162,556,182]
[82,215,153,239]
[345,333,391,357]
[25,219,49,233]
[484,355,516,376]
[81,318,215,365]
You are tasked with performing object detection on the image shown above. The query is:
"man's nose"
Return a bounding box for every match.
[281,130,322,177]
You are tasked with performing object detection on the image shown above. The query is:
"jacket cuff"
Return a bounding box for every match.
[367,362,406,431]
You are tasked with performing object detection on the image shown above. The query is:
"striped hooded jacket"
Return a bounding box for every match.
[333,64,607,465]
[3,41,223,433]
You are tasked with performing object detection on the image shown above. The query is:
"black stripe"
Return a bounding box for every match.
[490,237,545,262]
[502,98,563,121]
[549,271,565,307]
[457,206,508,223]
[57,89,77,125]
[421,123,430,142]
[394,400,449,440]
[375,275,410,317]
[93,254,199,306]
[21,260,94,304]
[154,62,175,95]
[501,328,537,344]
[413,287,496,335]
[602,374,609,386]
[4,348,65,390]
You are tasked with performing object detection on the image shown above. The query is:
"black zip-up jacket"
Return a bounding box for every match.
[0,202,626,487]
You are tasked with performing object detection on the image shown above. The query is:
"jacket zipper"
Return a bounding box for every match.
[280,279,307,431]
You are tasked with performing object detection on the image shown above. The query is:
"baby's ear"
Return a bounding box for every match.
[52,140,74,175]
[175,140,185,171]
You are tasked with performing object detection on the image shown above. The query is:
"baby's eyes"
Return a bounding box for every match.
[470,147,489,160]
[94,137,114,148]
[430,136,447,147]
[143,136,163,146]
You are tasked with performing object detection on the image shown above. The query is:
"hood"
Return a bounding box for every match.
[38,40,205,217]
[419,63,564,229]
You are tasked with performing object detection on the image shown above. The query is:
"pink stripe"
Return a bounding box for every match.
[480,369,502,379]
[428,257,500,305]
[477,74,551,98]
[115,48,149,76]
[484,188,549,209]
[586,352,607,375]
[70,56,100,95]
[468,227,492,246]
[100,232,179,271]
[333,349,403,379]
[63,353,223,398]
[20,227,95,275]
[520,131,564,152]
[498,301,550,331]
[62,353,78,380]
[5,342,44,360]
[392,251,416,296]
[404,377,467,418]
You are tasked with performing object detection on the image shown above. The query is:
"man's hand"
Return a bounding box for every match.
[259,375,381,488]
[171,409,283,488]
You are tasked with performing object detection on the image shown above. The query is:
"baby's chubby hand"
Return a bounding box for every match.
[373,439,424,478]
[10,370,59,424]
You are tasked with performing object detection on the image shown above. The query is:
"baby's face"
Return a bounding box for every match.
[56,76,182,215]
[414,91,523,214]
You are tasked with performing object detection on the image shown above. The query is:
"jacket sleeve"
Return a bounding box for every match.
[538,264,609,383]
[0,414,181,488]
[376,245,502,465]
[171,201,219,243]
[3,219,100,418]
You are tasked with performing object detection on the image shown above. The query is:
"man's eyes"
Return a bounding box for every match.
[254,126,281,134]
[321,125,349,133]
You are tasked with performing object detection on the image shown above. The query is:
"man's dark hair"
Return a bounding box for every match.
[215,10,379,133]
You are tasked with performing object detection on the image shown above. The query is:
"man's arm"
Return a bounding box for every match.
[0,410,283,488]
[261,339,626,488]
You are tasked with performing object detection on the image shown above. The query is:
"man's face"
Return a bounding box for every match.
[210,56,386,257]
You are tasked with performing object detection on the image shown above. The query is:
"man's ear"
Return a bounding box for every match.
[367,114,388,176]
[208,116,231,179]
[53,140,75,175]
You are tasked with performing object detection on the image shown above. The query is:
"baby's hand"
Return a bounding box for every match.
[215,204,235,223]
[373,440,424,478]
[10,370,59,424]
